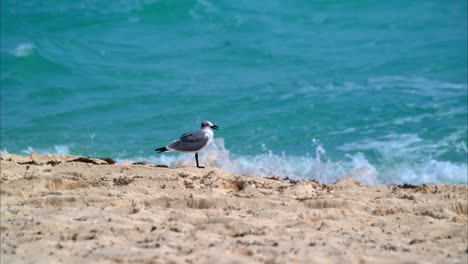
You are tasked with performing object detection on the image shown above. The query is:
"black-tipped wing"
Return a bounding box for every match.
[155,147,168,153]
[167,130,209,152]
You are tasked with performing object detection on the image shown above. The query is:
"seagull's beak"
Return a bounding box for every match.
[211,125,219,130]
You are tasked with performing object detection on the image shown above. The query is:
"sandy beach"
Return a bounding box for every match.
[0,153,466,263]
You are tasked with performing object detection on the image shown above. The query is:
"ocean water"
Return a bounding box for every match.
[1,0,467,184]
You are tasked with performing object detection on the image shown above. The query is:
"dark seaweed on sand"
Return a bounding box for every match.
[67,157,116,165]
[398,183,419,189]
[98,157,116,165]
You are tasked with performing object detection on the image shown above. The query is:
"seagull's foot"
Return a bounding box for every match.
[197,166,205,169]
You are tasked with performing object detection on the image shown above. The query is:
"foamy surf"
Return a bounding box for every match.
[12,43,35,57]
[122,138,467,185]
[5,138,466,185]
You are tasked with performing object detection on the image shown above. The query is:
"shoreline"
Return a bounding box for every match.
[1,153,467,263]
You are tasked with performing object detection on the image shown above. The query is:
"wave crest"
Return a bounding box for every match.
[143,138,466,185]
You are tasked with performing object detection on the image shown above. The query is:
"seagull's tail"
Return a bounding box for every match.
[155,147,168,153]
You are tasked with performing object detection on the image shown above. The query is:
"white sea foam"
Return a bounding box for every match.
[381,160,467,185]
[19,145,70,155]
[124,138,466,185]
[54,145,70,155]
[337,133,424,160]
[10,137,467,185]
[13,43,35,57]
[368,76,467,91]
[21,146,35,155]
[189,0,218,19]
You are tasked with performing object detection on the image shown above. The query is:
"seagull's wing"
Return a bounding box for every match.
[167,130,209,152]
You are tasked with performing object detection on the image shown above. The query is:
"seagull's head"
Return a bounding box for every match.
[201,120,219,130]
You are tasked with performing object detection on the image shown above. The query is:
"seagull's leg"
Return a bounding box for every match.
[195,153,204,169]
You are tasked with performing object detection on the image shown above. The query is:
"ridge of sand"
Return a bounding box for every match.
[1,153,467,263]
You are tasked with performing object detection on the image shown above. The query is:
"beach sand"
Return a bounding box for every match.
[1,153,467,264]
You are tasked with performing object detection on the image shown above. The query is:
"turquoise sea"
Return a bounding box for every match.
[1,0,467,184]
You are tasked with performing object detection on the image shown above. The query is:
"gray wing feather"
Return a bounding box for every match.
[167,130,209,152]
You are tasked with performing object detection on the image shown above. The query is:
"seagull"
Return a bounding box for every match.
[155,120,219,168]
